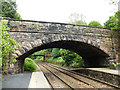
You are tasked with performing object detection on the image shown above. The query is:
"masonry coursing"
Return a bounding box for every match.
[5,19,119,73]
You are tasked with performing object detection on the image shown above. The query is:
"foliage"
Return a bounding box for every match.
[59,49,75,66]
[58,49,83,67]
[1,1,22,19]
[57,57,65,63]
[0,58,1,67]
[88,21,102,27]
[47,57,55,62]
[116,63,120,70]
[55,57,65,66]
[51,48,60,58]
[29,48,84,68]
[104,11,120,29]
[70,54,83,68]
[109,0,119,6]
[29,49,52,61]
[0,20,20,73]
[24,58,37,72]
[34,57,44,61]
[47,57,65,66]
[72,20,87,25]
[68,12,87,25]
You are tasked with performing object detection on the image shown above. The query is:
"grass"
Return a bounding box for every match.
[24,58,37,72]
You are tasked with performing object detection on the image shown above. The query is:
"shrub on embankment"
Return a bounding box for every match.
[24,58,37,72]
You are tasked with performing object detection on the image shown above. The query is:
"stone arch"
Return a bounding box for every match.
[15,35,110,72]
[16,35,110,58]
[6,19,118,73]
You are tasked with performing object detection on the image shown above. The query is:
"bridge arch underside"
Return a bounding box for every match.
[17,40,109,67]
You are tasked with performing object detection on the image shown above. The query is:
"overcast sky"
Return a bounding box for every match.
[16,0,118,25]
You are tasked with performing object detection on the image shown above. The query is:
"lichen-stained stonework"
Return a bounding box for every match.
[4,19,119,72]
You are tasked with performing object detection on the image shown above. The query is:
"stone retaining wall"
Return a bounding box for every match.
[73,69,120,86]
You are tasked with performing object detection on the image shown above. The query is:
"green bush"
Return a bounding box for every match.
[34,57,44,61]
[24,58,37,72]
[70,55,84,68]
[70,62,80,68]
[55,57,65,66]
[46,57,65,66]
[51,48,60,58]
[47,57,54,62]
[57,57,65,63]
[0,58,2,67]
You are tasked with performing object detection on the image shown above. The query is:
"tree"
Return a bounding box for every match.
[88,21,102,27]
[0,20,20,74]
[1,1,22,19]
[107,0,120,12]
[104,11,120,29]
[59,49,74,66]
[68,12,87,25]
[51,48,60,58]
[59,49,83,67]
[109,0,119,6]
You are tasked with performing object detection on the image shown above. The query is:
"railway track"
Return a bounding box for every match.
[37,62,119,89]
[47,63,120,89]
[37,63,72,89]
[38,64,94,89]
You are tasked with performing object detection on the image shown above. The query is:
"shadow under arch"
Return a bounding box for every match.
[17,40,110,67]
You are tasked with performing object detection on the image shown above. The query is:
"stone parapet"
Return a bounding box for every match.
[7,19,111,37]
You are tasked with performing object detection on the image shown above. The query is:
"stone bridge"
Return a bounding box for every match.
[4,18,120,73]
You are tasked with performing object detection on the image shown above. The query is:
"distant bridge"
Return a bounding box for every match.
[3,18,120,73]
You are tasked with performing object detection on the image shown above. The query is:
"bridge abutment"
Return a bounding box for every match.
[15,59,24,73]
[112,30,120,64]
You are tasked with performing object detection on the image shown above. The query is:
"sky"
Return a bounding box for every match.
[16,0,118,25]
